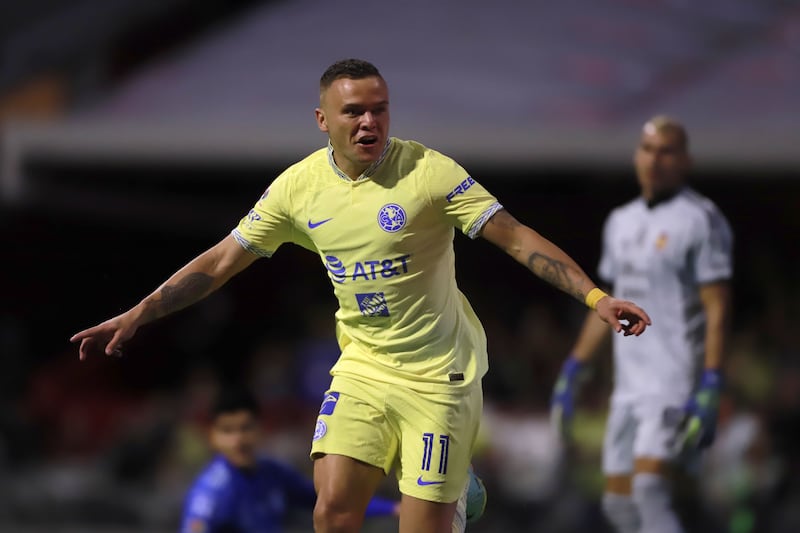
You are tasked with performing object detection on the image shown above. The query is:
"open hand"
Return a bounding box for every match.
[596,296,651,336]
[70,312,139,361]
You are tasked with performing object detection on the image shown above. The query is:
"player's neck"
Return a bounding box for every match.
[333,154,368,180]
[219,453,257,472]
[645,187,681,208]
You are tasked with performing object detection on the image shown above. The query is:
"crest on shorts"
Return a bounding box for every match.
[313,419,327,441]
[377,203,407,233]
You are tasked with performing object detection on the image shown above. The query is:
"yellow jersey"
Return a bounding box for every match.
[233,138,502,392]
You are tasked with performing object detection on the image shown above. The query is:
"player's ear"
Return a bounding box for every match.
[315,108,329,133]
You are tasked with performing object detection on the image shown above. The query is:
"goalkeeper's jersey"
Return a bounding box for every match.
[233,138,502,392]
[598,187,733,403]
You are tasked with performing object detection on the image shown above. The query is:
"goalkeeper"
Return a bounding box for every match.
[550,116,733,533]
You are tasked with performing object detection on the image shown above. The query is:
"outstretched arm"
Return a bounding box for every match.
[70,234,258,359]
[480,209,650,335]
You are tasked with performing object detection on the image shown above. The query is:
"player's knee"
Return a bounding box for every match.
[634,456,669,476]
[632,458,673,513]
[605,474,633,495]
[313,495,364,533]
[631,472,670,509]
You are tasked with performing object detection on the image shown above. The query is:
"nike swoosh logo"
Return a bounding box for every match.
[308,218,333,229]
[417,476,445,486]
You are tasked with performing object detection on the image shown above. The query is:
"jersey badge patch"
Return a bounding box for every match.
[356,292,390,317]
[655,232,669,250]
[377,203,407,233]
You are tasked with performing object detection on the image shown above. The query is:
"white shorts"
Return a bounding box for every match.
[602,398,687,475]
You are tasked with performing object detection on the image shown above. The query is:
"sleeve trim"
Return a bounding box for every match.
[231,229,273,258]
[467,202,504,239]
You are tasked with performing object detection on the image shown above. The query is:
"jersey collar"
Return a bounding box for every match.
[645,186,683,209]
[327,138,392,182]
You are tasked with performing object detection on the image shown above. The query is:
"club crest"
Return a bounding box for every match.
[377,203,407,233]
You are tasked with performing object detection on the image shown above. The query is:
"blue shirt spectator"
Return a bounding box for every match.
[180,386,396,533]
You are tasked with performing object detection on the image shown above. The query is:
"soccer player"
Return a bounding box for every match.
[550,116,733,533]
[71,59,651,533]
[181,386,399,533]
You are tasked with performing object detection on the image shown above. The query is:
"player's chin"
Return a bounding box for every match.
[229,453,257,468]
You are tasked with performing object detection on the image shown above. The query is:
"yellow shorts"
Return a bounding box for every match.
[310,374,482,503]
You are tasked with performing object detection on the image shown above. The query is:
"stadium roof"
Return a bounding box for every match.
[3,0,799,203]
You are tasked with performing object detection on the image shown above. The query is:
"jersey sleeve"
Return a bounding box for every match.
[231,171,301,258]
[597,211,617,285]
[181,486,226,533]
[424,151,503,239]
[692,205,733,284]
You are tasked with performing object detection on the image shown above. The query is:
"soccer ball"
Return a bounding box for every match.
[465,469,487,523]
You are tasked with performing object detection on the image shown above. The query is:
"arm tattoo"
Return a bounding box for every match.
[526,252,584,301]
[144,272,214,319]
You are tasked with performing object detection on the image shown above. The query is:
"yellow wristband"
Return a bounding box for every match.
[585,288,608,310]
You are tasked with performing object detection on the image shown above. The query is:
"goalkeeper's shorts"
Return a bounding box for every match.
[602,399,697,475]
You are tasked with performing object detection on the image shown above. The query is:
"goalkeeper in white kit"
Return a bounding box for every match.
[550,116,733,533]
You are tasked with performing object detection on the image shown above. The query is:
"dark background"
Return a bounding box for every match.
[1,0,799,531]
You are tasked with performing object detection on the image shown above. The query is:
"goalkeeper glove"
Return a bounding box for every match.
[550,356,585,439]
[679,369,722,451]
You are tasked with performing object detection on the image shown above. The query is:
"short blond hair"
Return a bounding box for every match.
[643,115,689,151]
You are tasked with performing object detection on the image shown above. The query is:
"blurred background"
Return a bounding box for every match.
[1,0,799,531]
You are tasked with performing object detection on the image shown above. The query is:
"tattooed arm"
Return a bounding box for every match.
[480,210,595,301]
[480,209,650,335]
[71,234,258,360]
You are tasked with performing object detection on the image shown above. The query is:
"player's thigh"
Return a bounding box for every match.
[399,493,458,533]
[313,453,386,514]
[632,399,684,467]
[603,402,638,482]
[310,376,398,474]
[393,384,482,503]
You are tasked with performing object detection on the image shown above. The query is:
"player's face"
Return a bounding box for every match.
[210,410,260,468]
[315,76,390,179]
[634,127,690,201]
